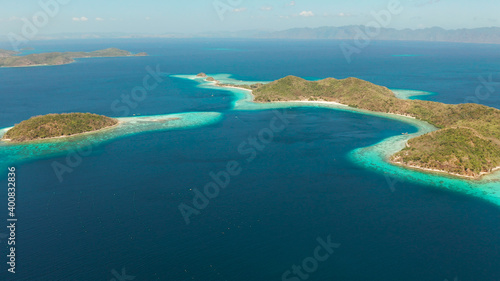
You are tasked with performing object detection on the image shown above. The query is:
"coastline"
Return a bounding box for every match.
[189,73,500,180]
[0,111,224,174]
[391,161,500,180]
[1,120,122,144]
[0,54,146,69]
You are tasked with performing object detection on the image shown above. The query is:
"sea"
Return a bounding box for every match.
[0,38,499,281]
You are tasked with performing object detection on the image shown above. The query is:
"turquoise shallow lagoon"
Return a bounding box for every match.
[1,39,500,281]
[174,74,500,206]
[0,112,223,171]
[391,89,436,100]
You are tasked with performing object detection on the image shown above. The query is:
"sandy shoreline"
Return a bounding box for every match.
[391,161,500,180]
[1,121,122,144]
[211,78,419,120]
[199,75,500,180]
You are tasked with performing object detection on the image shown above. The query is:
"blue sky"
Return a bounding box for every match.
[0,0,499,35]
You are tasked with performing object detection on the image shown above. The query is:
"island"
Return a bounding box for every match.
[0,48,148,68]
[211,75,500,179]
[0,48,19,58]
[2,113,118,143]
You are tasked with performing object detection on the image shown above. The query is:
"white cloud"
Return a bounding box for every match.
[260,6,273,11]
[145,17,151,20]
[299,11,314,17]
[72,17,88,22]
[0,16,20,22]
[287,1,296,6]
[95,17,104,21]
[233,8,247,12]
[323,12,355,18]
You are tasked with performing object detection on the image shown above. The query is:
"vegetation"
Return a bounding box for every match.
[0,48,147,67]
[248,76,500,178]
[0,49,19,58]
[3,113,118,143]
[218,83,265,90]
[392,128,500,178]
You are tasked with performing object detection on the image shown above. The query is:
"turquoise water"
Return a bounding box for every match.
[1,39,500,280]
[174,74,500,206]
[0,112,222,172]
[391,89,436,100]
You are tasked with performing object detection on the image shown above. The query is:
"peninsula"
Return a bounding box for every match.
[212,75,500,179]
[0,48,147,68]
[0,48,19,58]
[2,113,118,143]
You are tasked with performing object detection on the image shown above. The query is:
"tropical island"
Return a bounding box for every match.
[0,48,147,68]
[0,48,19,58]
[210,75,500,179]
[2,113,118,143]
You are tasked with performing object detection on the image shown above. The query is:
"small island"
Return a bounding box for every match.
[2,113,118,143]
[208,75,500,179]
[0,48,19,58]
[0,48,147,68]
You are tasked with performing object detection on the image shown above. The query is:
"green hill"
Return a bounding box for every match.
[3,113,118,143]
[0,48,147,67]
[392,128,500,178]
[250,76,500,178]
[0,49,19,58]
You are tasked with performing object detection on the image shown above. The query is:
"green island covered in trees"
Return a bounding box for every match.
[2,113,118,143]
[214,75,500,179]
[0,48,147,68]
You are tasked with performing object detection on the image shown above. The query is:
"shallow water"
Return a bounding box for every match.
[1,39,500,281]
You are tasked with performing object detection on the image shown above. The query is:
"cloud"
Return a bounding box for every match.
[233,8,247,12]
[322,12,355,18]
[336,12,354,17]
[299,11,314,17]
[287,1,296,6]
[95,17,104,21]
[0,16,20,22]
[145,17,151,20]
[260,6,273,11]
[72,17,88,22]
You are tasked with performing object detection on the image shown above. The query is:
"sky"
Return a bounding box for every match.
[0,0,499,36]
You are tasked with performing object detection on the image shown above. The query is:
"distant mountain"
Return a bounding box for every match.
[3,26,500,44]
[0,48,19,57]
[257,26,500,44]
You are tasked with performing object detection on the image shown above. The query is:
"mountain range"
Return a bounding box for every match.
[2,26,500,45]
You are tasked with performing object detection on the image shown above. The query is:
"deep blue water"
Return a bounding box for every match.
[1,39,500,281]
